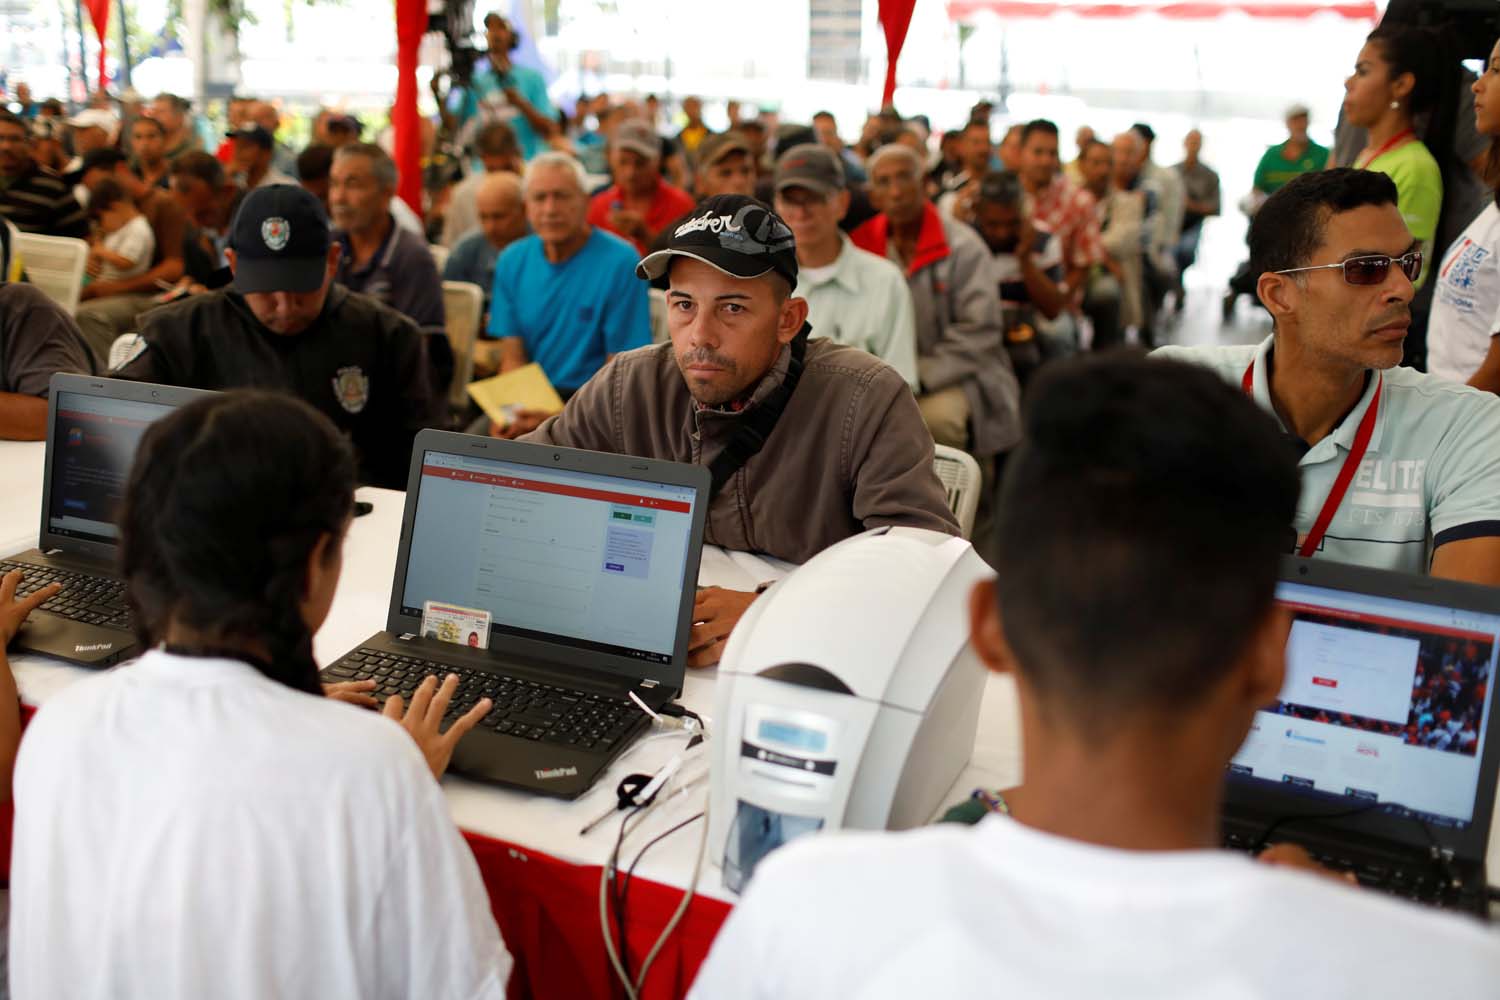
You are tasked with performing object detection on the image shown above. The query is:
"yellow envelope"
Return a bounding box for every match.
[465,363,566,428]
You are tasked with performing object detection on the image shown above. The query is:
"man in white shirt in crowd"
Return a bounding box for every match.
[440,121,523,248]
[772,143,918,388]
[691,353,1500,999]
[1158,168,1500,585]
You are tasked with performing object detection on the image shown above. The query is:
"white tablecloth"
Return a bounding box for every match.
[0,440,1020,904]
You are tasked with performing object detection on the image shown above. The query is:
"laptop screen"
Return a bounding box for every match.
[400,449,701,664]
[46,390,179,546]
[1229,579,1500,831]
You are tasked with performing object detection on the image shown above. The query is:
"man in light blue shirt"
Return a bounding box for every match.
[454,13,555,162]
[1157,168,1500,585]
[489,153,648,427]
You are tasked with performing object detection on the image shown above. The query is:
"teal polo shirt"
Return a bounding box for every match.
[1156,336,1500,574]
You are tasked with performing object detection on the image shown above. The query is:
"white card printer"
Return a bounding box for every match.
[708,526,993,892]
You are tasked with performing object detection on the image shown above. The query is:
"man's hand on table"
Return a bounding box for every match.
[689,587,758,668]
[1,568,60,648]
[381,672,492,780]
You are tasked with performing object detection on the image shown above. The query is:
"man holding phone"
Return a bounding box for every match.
[586,120,695,256]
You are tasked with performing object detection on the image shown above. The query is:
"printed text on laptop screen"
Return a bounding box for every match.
[402,451,698,663]
[1229,581,1500,829]
[47,392,177,545]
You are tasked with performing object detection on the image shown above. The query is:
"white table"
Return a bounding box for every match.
[0,441,1020,904]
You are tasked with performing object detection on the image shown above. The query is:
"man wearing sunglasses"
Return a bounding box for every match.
[1158,168,1500,585]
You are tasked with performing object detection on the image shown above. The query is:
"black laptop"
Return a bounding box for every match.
[4,373,214,667]
[321,429,710,798]
[1222,557,1500,917]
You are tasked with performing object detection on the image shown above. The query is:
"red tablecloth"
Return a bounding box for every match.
[1,705,730,999]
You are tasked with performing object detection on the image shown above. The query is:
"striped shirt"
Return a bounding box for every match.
[0,161,88,239]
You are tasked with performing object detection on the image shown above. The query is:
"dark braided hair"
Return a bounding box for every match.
[119,391,356,694]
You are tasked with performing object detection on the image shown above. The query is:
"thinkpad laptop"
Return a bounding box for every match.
[4,374,214,667]
[322,429,709,798]
[1222,558,1500,917]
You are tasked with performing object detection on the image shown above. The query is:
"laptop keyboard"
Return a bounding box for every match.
[1222,828,1485,912]
[2,561,131,630]
[323,648,642,752]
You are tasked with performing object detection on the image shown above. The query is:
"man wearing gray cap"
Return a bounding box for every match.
[773,143,918,389]
[523,194,958,667]
[585,119,695,254]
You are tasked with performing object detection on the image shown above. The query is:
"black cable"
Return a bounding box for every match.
[617,810,707,946]
[608,804,647,986]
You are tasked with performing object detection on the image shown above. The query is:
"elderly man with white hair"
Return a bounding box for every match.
[487,152,649,434]
[850,143,1020,462]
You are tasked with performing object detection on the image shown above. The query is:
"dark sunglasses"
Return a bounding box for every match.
[1274,251,1423,286]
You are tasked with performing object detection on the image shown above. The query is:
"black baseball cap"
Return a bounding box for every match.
[226,124,273,149]
[636,195,797,291]
[228,185,332,294]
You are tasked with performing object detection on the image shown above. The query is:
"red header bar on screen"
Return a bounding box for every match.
[1279,600,1493,643]
[421,464,691,513]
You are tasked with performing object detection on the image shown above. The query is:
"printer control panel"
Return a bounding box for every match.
[740,704,841,795]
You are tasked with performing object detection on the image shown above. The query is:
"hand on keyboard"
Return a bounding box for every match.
[323,678,380,708]
[1,569,62,648]
[381,673,493,780]
[1257,842,1358,886]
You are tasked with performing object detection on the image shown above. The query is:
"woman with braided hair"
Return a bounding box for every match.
[8,391,510,999]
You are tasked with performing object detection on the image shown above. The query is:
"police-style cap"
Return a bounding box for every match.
[227,185,331,294]
[635,195,797,291]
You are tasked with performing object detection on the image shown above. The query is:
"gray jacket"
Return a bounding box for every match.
[524,338,959,565]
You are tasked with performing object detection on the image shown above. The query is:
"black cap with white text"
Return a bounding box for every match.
[635,194,798,291]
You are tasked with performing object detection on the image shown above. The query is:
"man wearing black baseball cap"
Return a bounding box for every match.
[521,193,959,667]
[118,184,437,488]
[227,124,296,191]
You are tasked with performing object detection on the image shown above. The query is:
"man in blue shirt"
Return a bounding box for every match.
[490,152,648,430]
[454,13,556,163]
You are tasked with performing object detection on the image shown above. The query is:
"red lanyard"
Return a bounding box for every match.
[1354,129,1415,170]
[1242,362,1382,558]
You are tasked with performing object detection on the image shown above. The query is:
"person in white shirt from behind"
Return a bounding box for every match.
[10,391,510,1000]
[690,355,1500,1000]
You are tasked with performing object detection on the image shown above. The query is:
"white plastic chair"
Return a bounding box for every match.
[15,232,89,314]
[932,444,982,541]
[107,332,146,371]
[429,243,450,274]
[442,280,484,412]
[648,287,670,344]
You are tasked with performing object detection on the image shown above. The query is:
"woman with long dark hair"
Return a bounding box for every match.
[1429,38,1500,393]
[1342,24,1459,292]
[9,391,509,998]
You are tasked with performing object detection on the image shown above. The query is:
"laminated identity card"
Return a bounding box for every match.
[420,601,492,649]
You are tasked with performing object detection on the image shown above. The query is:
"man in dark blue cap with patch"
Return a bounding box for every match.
[118,184,437,488]
[520,193,959,667]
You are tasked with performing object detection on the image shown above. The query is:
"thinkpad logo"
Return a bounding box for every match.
[74,642,113,653]
[534,766,578,780]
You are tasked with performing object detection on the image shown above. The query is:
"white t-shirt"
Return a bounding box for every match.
[1429,203,1500,384]
[10,649,510,1000]
[689,815,1500,1000]
[98,213,155,283]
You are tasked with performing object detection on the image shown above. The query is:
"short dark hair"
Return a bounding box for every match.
[1021,118,1058,145]
[812,110,835,123]
[170,150,226,189]
[475,120,519,158]
[0,110,26,134]
[993,354,1299,733]
[1130,122,1156,144]
[1249,167,1399,280]
[87,176,130,217]
[155,92,190,112]
[976,170,1023,209]
[130,115,166,137]
[120,391,356,696]
[296,143,334,183]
